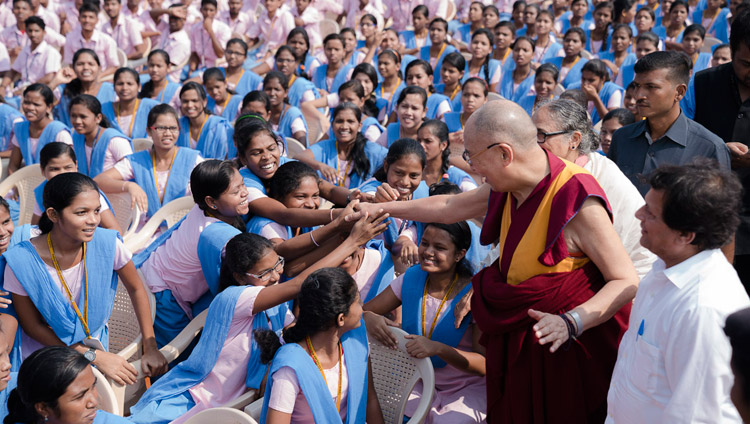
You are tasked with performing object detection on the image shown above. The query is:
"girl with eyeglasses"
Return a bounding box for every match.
[102,68,159,140]
[95,105,204,233]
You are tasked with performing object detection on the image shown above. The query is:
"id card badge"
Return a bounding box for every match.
[83,337,105,351]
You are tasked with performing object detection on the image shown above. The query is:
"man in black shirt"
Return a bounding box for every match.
[692,9,750,292]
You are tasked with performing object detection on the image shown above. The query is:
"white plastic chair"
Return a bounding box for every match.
[184,407,259,424]
[301,108,324,145]
[132,138,153,152]
[111,309,209,415]
[93,366,121,416]
[117,48,128,67]
[702,36,722,53]
[285,137,306,158]
[461,52,473,62]
[487,92,504,102]
[580,50,593,59]
[0,164,44,226]
[243,397,263,421]
[445,0,456,21]
[128,37,151,69]
[124,196,194,253]
[369,327,435,424]
[319,19,340,40]
[106,192,141,241]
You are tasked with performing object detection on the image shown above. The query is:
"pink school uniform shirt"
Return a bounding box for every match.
[189,19,231,68]
[159,28,191,80]
[381,0,418,32]
[63,28,120,68]
[246,8,295,57]
[218,9,253,38]
[98,14,144,56]
[291,4,323,48]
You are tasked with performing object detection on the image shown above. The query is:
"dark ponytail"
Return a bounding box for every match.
[68,94,111,128]
[39,173,99,234]
[219,233,275,291]
[419,119,450,175]
[332,103,370,180]
[472,29,495,84]
[254,268,359,364]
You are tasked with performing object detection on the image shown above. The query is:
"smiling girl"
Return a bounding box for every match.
[139,50,182,110]
[467,29,502,93]
[374,50,406,120]
[177,82,231,160]
[519,63,560,115]
[545,27,589,89]
[4,173,167,383]
[435,52,466,111]
[378,86,428,147]
[681,24,713,74]
[533,11,564,64]
[499,36,537,102]
[444,78,488,148]
[417,120,477,191]
[403,60,452,121]
[263,71,308,147]
[8,84,72,174]
[421,18,457,85]
[273,46,318,109]
[102,68,159,140]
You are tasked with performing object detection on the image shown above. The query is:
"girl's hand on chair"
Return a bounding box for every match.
[404,335,441,358]
[126,182,149,213]
[93,351,138,385]
[141,345,168,377]
[363,311,399,349]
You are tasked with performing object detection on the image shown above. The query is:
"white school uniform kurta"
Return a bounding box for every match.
[63,29,120,69]
[10,41,62,86]
[0,25,65,53]
[189,19,231,68]
[3,235,131,359]
[34,5,61,33]
[10,125,72,160]
[606,249,749,423]
[98,15,144,57]
[246,9,295,57]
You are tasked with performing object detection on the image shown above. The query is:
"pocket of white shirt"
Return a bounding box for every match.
[630,336,660,394]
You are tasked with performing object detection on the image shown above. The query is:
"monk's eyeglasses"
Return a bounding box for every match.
[462,143,501,165]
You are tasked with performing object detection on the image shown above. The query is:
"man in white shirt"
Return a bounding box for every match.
[606,161,750,423]
[100,0,146,60]
[63,2,120,76]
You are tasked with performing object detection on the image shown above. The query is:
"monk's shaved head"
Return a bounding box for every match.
[465,100,538,152]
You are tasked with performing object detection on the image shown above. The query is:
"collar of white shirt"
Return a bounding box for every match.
[661,248,717,289]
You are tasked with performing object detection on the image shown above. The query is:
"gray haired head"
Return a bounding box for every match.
[535,99,600,155]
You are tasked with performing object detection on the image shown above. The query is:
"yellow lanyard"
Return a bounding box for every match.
[221,94,233,114]
[449,84,461,100]
[334,140,352,187]
[306,336,343,411]
[433,42,447,62]
[460,113,465,129]
[47,233,90,338]
[703,8,720,32]
[151,147,178,203]
[230,68,245,88]
[156,80,168,103]
[289,74,297,87]
[565,55,581,69]
[385,78,401,102]
[192,115,208,149]
[116,99,139,138]
[422,274,458,339]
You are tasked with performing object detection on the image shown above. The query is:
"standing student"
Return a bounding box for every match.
[95,105,203,225]
[5,347,134,423]
[519,63,560,115]
[545,27,590,89]
[466,29,502,92]
[3,173,167,382]
[135,160,249,347]
[404,60,452,121]
[600,24,637,80]
[587,2,615,55]
[435,53,466,112]
[533,11,564,64]
[298,103,388,189]
[177,82,231,159]
[377,87,427,147]
[682,24,713,74]
[364,221,487,423]
[443,78,489,150]
[8,84,71,174]
[49,49,116,127]
[140,50,182,110]
[203,67,243,121]
[499,36,536,103]
[401,5,431,55]
[102,68,159,140]
[421,18,457,85]
[31,142,121,233]
[575,59,624,123]
[70,95,133,178]
[313,34,354,94]
[263,72,308,147]
[417,120,477,191]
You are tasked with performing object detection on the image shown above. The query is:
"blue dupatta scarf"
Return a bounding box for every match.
[499,69,536,103]
[443,111,462,133]
[55,83,116,127]
[0,104,22,152]
[420,43,457,85]
[12,120,70,165]
[361,239,395,303]
[277,105,308,146]
[177,115,230,159]
[205,95,243,122]
[72,128,131,177]
[385,123,401,147]
[374,81,406,118]
[3,228,120,350]
[435,84,462,112]
[461,58,502,84]
[145,80,182,104]
[101,98,159,139]
[0,224,35,371]
[312,64,354,93]
[426,93,451,119]
[259,322,369,424]
[308,138,387,189]
[128,148,200,218]
[287,76,319,109]
[401,266,473,368]
[225,68,263,97]
[544,56,589,89]
[692,8,730,42]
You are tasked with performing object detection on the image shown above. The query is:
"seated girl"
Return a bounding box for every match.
[135,160,248,347]
[434,52,466,112]
[8,84,72,174]
[287,27,321,79]
[634,7,656,36]
[417,120,477,191]
[599,108,636,155]
[4,173,167,384]
[313,34,354,94]
[492,21,516,71]
[32,142,120,233]
[401,5,431,55]
[273,46,318,109]
[421,18,458,85]
[377,86,428,148]
[653,0,688,50]
[95,104,203,230]
[400,60,452,121]
[544,28,589,89]
[0,100,23,155]
[297,103,387,189]
[102,68,159,140]
[130,213,386,424]
[5,346,133,423]
[70,95,133,178]
[533,11,564,64]
[0,200,25,373]
[361,138,430,269]
[341,28,365,68]
[598,24,636,81]
[140,50,182,110]
[177,82,231,160]
[570,59,624,123]
[443,77,489,149]
[499,36,537,103]
[615,31,660,88]
[301,80,384,144]
[560,0,594,34]
[357,14,381,59]
[0,316,17,418]
[203,67,243,122]
[49,49,116,127]
[374,50,406,121]
[263,71,308,147]
[692,0,729,42]
[349,63,383,122]
[466,29,502,93]
[585,2,614,55]
[519,63,560,115]
[221,38,263,97]
[682,24,713,74]
[364,221,487,424]
[256,267,385,424]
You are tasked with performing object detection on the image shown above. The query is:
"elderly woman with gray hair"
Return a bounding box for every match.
[532,98,655,279]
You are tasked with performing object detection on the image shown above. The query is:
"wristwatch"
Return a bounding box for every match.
[83,347,97,362]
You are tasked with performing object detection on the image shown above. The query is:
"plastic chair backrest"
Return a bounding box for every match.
[0,164,44,226]
[108,271,155,358]
[581,50,593,59]
[132,138,153,152]
[319,19,340,40]
[369,326,435,424]
[93,366,121,416]
[702,36,722,53]
[446,0,456,21]
[123,196,194,253]
[301,108,322,146]
[107,192,141,240]
[117,48,127,67]
[285,137,306,158]
[184,407,259,424]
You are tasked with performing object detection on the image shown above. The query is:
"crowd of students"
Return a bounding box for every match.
[0,0,748,422]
